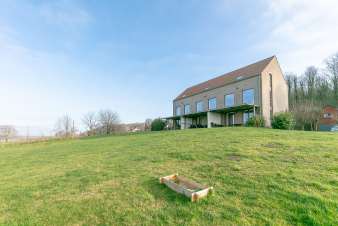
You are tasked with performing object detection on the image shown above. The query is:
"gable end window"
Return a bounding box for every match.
[323,113,332,118]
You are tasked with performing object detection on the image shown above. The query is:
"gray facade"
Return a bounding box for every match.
[168,56,289,129]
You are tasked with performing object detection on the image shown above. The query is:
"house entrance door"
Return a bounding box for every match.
[228,113,235,126]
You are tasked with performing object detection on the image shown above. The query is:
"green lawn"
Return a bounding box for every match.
[0,128,337,226]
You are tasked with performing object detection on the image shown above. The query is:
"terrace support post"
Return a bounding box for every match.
[253,105,256,116]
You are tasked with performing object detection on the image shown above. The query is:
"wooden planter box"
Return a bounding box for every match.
[159,174,213,202]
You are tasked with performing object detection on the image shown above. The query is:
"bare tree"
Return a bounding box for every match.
[326,53,338,102]
[285,73,296,107]
[304,66,318,100]
[0,126,17,142]
[55,115,77,138]
[292,75,299,105]
[98,110,120,135]
[82,112,98,136]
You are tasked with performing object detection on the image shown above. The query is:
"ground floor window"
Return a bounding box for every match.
[243,111,254,124]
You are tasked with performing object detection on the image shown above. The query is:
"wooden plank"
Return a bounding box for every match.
[191,187,213,202]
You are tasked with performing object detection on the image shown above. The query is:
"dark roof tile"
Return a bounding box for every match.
[175,56,275,100]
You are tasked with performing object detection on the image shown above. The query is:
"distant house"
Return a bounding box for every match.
[124,123,145,133]
[166,56,289,129]
[319,106,338,131]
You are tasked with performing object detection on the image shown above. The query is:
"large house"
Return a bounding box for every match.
[319,106,338,131]
[167,56,289,129]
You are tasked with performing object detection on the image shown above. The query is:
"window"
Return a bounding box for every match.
[208,98,217,110]
[225,93,235,107]
[324,113,332,118]
[269,74,273,120]
[243,89,255,105]
[176,106,181,116]
[196,101,204,113]
[184,104,191,115]
[243,111,254,124]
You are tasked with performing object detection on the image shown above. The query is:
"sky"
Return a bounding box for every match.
[1,0,338,134]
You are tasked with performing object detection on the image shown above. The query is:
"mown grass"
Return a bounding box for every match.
[0,128,337,225]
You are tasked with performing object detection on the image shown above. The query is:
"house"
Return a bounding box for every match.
[167,56,289,129]
[319,105,338,131]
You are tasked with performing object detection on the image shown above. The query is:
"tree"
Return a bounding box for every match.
[0,126,17,142]
[98,109,120,135]
[55,115,76,138]
[292,75,299,105]
[284,53,338,130]
[271,112,295,130]
[82,112,98,136]
[292,101,322,131]
[326,53,338,102]
[245,116,265,127]
[304,66,318,100]
[151,118,166,131]
[285,73,295,105]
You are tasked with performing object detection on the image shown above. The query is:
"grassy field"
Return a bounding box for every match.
[0,128,337,226]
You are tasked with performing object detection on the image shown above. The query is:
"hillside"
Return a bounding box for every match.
[0,128,337,225]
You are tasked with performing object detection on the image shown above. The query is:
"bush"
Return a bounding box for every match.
[151,118,166,131]
[271,112,295,130]
[246,115,265,127]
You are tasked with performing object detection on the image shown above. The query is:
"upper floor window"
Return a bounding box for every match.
[243,89,255,105]
[176,106,181,116]
[208,98,217,110]
[225,93,235,107]
[196,101,204,113]
[184,104,191,115]
[323,113,332,118]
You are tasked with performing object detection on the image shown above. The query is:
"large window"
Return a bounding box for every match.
[243,89,255,105]
[225,93,235,107]
[208,98,217,110]
[176,106,181,116]
[196,101,204,113]
[184,104,191,115]
[243,111,254,124]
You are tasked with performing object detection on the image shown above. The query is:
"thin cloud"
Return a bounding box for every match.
[256,0,338,74]
[39,1,92,27]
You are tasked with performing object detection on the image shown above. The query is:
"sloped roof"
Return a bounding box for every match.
[175,56,275,100]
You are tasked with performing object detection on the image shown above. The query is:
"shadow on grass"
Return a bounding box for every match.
[143,178,191,204]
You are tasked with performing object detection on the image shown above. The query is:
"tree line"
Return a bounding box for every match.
[55,109,120,138]
[285,53,338,130]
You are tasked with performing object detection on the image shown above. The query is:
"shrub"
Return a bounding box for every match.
[271,112,295,130]
[246,115,265,127]
[151,118,166,131]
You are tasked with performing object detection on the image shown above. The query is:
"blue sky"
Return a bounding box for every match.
[1,0,338,133]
